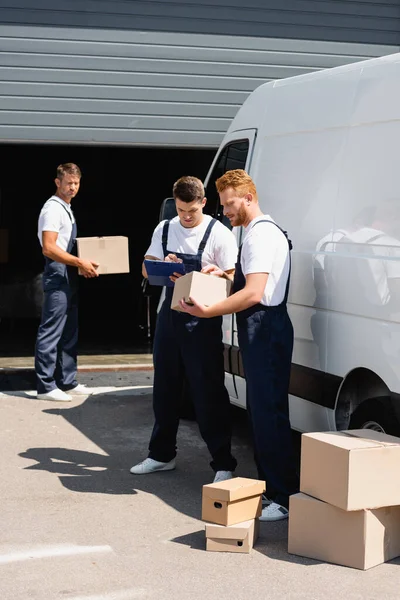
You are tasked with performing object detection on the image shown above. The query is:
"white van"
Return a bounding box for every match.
[161,52,400,435]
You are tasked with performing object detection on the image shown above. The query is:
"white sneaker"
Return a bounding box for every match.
[37,388,72,402]
[259,502,289,522]
[130,457,176,475]
[66,384,93,395]
[213,470,234,483]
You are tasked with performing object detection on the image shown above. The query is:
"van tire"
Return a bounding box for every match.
[349,396,400,436]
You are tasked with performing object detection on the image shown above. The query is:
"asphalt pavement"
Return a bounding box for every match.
[0,373,399,600]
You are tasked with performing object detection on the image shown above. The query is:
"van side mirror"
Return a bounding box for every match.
[159,197,177,222]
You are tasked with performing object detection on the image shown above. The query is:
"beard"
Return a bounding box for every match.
[230,203,247,227]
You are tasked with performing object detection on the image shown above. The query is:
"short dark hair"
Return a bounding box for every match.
[172,176,204,203]
[56,163,82,180]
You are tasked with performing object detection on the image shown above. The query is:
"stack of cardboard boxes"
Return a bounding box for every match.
[289,429,400,570]
[202,477,265,553]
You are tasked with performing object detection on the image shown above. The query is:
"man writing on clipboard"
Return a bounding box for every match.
[130,176,238,483]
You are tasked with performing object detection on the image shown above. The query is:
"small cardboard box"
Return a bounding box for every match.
[202,477,265,526]
[171,271,231,312]
[0,228,9,263]
[288,493,400,570]
[300,429,400,511]
[76,236,130,275]
[206,518,259,553]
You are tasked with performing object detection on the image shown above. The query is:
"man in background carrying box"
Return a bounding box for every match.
[35,163,99,402]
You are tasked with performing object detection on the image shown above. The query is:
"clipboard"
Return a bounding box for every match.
[144,259,186,287]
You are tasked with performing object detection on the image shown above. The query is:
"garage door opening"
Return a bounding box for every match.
[0,143,216,360]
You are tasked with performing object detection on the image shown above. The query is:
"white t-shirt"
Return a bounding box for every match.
[38,195,75,251]
[241,215,290,306]
[146,214,238,271]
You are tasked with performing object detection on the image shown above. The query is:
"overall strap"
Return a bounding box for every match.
[49,199,73,223]
[161,220,170,257]
[197,218,217,258]
[252,219,292,305]
[251,219,293,250]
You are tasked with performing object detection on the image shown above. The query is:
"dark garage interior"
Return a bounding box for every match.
[0,143,216,358]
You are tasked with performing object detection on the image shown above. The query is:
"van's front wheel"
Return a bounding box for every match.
[349,396,400,437]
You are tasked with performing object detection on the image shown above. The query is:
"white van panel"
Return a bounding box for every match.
[327,312,400,394]
[288,395,337,432]
[265,68,361,136]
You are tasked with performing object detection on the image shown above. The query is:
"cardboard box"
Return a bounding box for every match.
[300,429,400,511]
[206,518,259,553]
[202,477,265,526]
[288,493,400,570]
[76,236,130,275]
[171,271,231,312]
[0,229,9,263]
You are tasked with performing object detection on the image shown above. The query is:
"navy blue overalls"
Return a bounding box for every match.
[149,219,237,472]
[35,200,79,394]
[233,219,299,508]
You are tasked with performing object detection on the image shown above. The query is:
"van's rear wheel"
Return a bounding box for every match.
[349,396,400,437]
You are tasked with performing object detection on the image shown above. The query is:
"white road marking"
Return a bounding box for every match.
[66,590,148,600]
[0,544,112,564]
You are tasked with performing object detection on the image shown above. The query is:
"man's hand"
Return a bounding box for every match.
[202,264,224,278]
[179,296,211,318]
[79,259,99,278]
[170,272,183,284]
[165,253,183,263]
[165,254,183,283]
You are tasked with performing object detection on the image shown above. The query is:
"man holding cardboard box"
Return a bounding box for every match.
[130,176,238,482]
[35,163,99,402]
[179,170,299,521]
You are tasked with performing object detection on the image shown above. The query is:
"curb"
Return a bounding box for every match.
[0,363,154,392]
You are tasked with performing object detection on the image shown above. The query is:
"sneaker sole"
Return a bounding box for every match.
[259,512,289,522]
[130,463,176,475]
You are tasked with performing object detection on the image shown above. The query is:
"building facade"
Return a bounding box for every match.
[0,0,399,148]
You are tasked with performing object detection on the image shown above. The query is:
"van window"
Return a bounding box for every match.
[205,140,249,228]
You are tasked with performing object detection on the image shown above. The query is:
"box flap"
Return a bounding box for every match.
[205,519,254,540]
[302,431,395,451]
[343,429,400,447]
[77,236,128,241]
[202,477,265,502]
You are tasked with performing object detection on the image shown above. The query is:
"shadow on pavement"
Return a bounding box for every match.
[18,389,262,521]
[19,387,302,561]
[171,521,323,566]
[172,530,205,551]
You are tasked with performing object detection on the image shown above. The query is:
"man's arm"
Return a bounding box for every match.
[42,231,99,278]
[180,272,268,317]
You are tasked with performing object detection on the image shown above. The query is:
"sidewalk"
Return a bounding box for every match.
[0,354,154,391]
